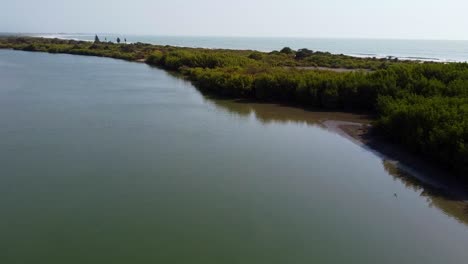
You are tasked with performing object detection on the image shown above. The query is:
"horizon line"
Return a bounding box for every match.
[2,32,468,42]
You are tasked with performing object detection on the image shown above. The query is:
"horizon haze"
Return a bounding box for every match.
[2,0,468,40]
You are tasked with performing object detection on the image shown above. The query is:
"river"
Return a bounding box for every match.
[1,50,467,264]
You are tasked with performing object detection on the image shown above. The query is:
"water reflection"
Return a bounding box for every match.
[204,96,468,226]
[204,96,371,126]
[383,161,468,226]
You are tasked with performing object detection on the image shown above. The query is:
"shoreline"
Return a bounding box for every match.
[2,46,462,192]
[2,47,467,222]
[25,34,468,63]
[324,120,468,201]
[1,37,467,185]
[206,94,468,203]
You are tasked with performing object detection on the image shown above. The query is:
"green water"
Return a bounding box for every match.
[1,50,467,264]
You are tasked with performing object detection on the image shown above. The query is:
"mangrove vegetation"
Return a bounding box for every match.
[1,36,467,180]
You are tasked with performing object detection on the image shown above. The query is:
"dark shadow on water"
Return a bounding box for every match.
[203,95,373,127]
[360,129,468,201]
[383,161,468,226]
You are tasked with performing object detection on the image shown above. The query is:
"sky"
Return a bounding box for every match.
[2,0,468,40]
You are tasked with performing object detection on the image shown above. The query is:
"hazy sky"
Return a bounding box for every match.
[2,0,468,39]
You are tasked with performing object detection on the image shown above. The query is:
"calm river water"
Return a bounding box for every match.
[1,50,467,264]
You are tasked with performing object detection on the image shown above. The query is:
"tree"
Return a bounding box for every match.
[280,47,294,54]
[117,37,121,44]
[295,48,313,59]
[124,38,127,43]
[94,35,100,43]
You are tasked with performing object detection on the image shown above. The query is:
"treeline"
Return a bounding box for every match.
[0,37,406,69]
[0,37,154,61]
[146,49,257,70]
[1,36,467,179]
[376,96,468,173]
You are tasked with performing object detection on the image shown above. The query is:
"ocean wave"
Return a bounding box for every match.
[39,34,93,42]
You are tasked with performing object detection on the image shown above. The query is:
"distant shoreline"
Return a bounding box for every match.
[10,33,467,63]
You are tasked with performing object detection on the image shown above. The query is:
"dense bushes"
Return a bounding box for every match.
[147,49,257,70]
[189,68,254,97]
[190,67,398,110]
[1,37,154,61]
[376,96,468,176]
[0,36,411,69]
[2,36,468,178]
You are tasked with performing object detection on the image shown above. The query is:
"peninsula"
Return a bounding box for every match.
[1,36,467,180]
